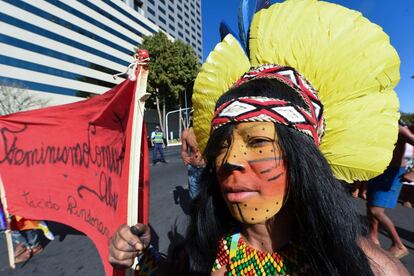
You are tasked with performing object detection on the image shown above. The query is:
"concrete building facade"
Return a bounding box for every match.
[0,0,163,104]
[126,0,203,61]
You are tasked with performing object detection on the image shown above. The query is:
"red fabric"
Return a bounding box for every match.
[0,70,147,275]
[138,125,150,224]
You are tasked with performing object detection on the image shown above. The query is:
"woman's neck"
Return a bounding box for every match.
[241,206,292,253]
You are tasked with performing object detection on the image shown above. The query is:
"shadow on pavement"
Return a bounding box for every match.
[149,224,160,252]
[379,226,414,251]
[173,186,191,215]
[47,221,84,242]
[395,226,414,246]
[166,223,187,268]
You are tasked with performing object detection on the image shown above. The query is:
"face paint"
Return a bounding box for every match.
[215,122,288,224]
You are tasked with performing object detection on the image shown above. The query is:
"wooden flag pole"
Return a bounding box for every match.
[126,50,150,274]
[127,50,150,229]
[0,174,15,269]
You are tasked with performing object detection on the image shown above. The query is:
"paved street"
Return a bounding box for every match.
[1,146,414,275]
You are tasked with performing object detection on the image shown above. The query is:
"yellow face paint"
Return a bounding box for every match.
[215,122,288,224]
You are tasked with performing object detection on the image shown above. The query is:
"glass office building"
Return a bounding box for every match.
[0,0,163,104]
[127,0,203,61]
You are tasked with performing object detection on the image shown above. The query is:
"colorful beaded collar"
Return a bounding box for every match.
[212,232,311,275]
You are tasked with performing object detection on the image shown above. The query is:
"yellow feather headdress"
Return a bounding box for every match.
[193,0,400,183]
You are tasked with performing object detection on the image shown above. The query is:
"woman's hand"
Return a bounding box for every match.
[108,223,151,269]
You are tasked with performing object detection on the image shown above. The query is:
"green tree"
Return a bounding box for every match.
[139,32,200,132]
[401,112,414,125]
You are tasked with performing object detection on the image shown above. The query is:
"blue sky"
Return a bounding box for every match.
[201,0,414,113]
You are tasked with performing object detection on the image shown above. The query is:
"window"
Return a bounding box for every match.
[148,0,154,5]
[177,14,183,20]
[134,0,143,10]
[169,15,175,22]
[147,7,155,16]
[158,16,166,24]
[159,6,166,14]
[178,31,183,37]
[168,5,174,13]
[178,22,183,29]
[169,24,175,31]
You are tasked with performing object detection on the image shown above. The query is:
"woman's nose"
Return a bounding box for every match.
[221,142,246,171]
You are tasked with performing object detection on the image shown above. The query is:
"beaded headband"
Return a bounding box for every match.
[211,65,325,145]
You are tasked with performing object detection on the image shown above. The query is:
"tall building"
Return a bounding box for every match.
[127,0,203,61]
[0,0,165,104]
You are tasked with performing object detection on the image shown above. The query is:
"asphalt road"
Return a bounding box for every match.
[1,146,413,275]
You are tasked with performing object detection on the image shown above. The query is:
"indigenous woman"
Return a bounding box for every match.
[109,0,409,275]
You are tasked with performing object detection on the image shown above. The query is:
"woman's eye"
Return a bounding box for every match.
[249,138,272,147]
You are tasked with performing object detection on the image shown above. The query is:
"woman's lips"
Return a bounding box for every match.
[225,190,258,202]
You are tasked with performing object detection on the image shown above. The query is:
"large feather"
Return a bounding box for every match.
[193,34,250,152]
[254,0,270,12]
[219,22,236,41]
[249,0,400,182]
[238,0,249,50]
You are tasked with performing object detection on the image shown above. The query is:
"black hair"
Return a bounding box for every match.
[182,78,374,275]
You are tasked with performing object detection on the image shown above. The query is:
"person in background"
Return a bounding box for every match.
[11,217,54,264]
[352,180,368,200]
[367,121,414,259]
[181,118,205,199]
[12,229,43,263]
[150,125,167,165]
[400,124,414,208]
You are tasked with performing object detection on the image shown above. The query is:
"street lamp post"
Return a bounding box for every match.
[182,81,194,128]
[165,107,191,146]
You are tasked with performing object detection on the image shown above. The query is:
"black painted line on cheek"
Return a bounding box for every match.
[236,203,247,222]
[260,167,274,174]
[267,172,283,182]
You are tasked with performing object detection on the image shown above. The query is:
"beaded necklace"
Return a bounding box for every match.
[212,232,310,275]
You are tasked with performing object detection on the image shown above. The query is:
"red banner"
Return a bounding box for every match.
[0,61,148,274]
